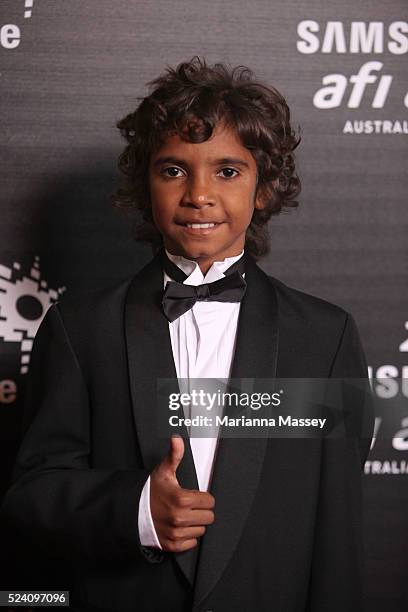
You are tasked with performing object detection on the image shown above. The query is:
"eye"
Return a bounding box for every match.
[218,167,239,179]
[161,167,185,178]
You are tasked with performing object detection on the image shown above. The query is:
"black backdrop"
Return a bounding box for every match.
[0,1,407,609]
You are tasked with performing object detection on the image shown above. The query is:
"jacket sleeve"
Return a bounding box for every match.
[0,303,164,565]
[306,313,375,611]
[328,312,374,468]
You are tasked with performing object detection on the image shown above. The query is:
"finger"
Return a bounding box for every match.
[161,435,185,475]
[164,538,198,553]
[169,525,206,541]
[176,509,215,527]
[180,490,215,510]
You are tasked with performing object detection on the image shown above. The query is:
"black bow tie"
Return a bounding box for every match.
[161,250,247,323]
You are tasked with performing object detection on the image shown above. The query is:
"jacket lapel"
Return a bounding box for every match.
[124,250,200,587]
[193,255,279,607]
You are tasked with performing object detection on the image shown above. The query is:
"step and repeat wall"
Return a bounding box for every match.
[0,1,407,609]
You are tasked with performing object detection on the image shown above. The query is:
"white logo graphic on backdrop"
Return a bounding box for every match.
[296,20,408,134]
[368,321,408,396]
[0,257,65,374]
[0,0,35,50]
[399,321,408,352]
[365,322,408,475]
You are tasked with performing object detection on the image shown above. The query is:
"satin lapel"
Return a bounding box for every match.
[124,251,200,587]
[193,255,279,607]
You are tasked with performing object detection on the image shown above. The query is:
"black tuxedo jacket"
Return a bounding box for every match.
[0,251,374,612]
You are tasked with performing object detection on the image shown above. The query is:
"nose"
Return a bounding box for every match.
[180,174,216,209]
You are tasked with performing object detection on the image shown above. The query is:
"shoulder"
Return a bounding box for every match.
[262,273,365,377]
[266,273,349,330]
[44,275,134,340]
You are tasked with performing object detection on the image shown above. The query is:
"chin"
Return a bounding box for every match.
[166,240,216,261]
[180,247,214,261]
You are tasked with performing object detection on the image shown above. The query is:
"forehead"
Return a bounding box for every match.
[150,122,255,165]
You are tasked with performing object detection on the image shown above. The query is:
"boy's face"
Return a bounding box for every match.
[148,122,265,273]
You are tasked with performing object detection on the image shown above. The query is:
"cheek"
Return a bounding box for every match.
[148,173,174,231]
[149,183,172,220]
[233,196,256,227]
[226,180,256,214]
[150,177,180,208]
[151,203,171,230]
[149,180,165,204]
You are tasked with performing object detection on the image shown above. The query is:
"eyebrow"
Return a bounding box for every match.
[152,156,250,169]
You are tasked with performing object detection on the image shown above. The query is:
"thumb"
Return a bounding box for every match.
[162,435,185,476]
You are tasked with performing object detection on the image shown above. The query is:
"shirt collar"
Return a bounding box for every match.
[164,248,245,286]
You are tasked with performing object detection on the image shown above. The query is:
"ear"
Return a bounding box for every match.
[255,179,279,210]
[254,184,267,211]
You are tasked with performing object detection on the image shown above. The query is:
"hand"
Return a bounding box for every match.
[150,435,215,552]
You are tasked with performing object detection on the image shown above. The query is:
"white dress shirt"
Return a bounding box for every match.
[137,248,244,549]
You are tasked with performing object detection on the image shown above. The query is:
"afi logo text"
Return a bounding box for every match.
[297,21,408,109]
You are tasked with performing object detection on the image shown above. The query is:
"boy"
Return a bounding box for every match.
[0,57,373,611]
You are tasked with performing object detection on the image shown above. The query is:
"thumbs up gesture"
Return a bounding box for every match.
[150,436,215,552]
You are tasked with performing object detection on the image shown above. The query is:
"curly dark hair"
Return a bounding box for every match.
[112,56,301,259]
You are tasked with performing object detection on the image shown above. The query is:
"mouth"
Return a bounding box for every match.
[176,221,223,235]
